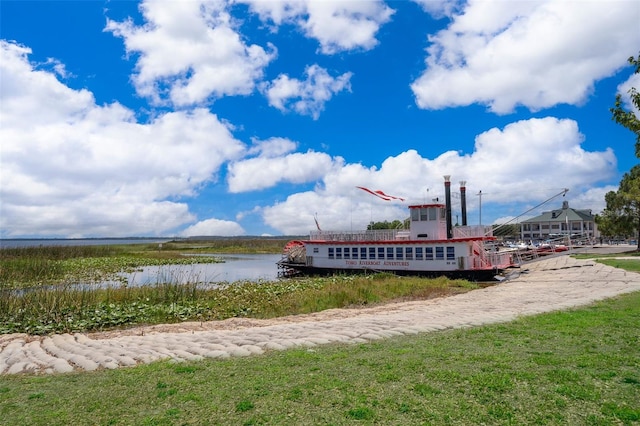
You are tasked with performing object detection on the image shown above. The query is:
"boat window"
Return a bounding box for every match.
[405,247,413,260]
[446,246,455,260]
[369,247,376,259]
[328,247,334,259]
[440,209,446,220]
[360,247,366,259]
[352,247,359,259]
[436,246,444,260]
[415,247,423,260]
[313,247,319,253]
[428,208,437,221]
[420,208,429,221]
[336,247,342,259]
[396,247,403,259]
[378,247,385,259]
[344,247,349,259]
[386,247,394,259]
[411,209,420,221]
[425,247,433,260]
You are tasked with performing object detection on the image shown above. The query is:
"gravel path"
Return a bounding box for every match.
[1,253,639,375]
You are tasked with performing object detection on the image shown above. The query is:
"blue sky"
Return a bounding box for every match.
[1,0,639,238]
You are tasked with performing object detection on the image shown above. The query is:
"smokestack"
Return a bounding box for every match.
[444,175,453,239]
[460,181,467,226]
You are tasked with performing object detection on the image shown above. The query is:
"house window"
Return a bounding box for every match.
[436,247,444,260]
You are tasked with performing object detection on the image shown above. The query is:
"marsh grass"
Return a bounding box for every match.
[0,274,477,335]
[0,244,223,290]
[0,291,638,425]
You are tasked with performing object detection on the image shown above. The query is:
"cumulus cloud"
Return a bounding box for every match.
[262,64,352,119]
[181,218,245,237]
[227,150,341,193]
[261,117,617,234]
[105,0,275,106]
[0,40,245,237]
[242,0,394,54]
[617,72,640,116]
[411,0,640,113]
[412,0,460,19]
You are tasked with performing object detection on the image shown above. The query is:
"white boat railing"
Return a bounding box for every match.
[453,225,494,238]
[310,229,401,242]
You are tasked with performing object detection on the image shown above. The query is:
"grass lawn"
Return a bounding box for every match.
[1,291,639,425]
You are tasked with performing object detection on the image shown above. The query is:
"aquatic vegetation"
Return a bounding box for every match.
[0,275,476,335]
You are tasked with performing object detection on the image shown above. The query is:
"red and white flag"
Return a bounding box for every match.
[357,186,405,201]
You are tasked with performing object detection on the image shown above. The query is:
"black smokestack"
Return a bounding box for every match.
[444,175,453,239]
[460,181,467,226]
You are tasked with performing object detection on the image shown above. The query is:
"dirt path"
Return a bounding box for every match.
[1,254,639,375]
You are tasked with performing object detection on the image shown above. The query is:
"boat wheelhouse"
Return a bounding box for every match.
[278,176,517,281]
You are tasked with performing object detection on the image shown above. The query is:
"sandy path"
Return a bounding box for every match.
[1,254,639,375]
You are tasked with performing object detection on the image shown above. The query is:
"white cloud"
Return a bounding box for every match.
[411,0,640,113]
[181,218,245,237]
[262,64,352,119]
[243,0,394,54]
[0,40,245,238]
[261,117,617,234]
[617,72,640,117]
[105,0,276,106]
[412,0,460,19]
[227,150,341,192]
[247,137,298,157]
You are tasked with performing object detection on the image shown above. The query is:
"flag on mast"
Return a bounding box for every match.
[356,186,405,201]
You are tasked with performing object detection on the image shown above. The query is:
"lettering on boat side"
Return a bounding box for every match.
[344,260,409,267]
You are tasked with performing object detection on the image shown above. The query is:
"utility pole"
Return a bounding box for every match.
[477,190,483,226]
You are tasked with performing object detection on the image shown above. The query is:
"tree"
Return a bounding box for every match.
[604,53,640,250]
[367,220,406,230]
[597,166,640,250]
[610,53,640,158]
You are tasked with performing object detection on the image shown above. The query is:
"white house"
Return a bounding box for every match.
[520,201,598,243]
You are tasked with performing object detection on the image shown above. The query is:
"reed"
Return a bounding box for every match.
[0,275,478,335]
[0,244,222,290]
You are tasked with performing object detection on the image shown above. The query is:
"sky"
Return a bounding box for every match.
[1,0,639,239]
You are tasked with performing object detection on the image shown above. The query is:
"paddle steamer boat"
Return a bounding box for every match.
[277,176,517,281]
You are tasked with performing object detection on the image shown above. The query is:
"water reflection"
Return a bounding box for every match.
[115,254,281,286]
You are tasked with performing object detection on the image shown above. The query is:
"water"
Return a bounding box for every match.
[1,239,283,284]
[115,254,281,286]
[0,238,170,249]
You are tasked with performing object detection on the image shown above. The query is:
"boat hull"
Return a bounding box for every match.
[277,260,504,281]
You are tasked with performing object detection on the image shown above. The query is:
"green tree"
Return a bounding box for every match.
[610,53,640,158]
[597,166,640,250]
[367,220,405,230]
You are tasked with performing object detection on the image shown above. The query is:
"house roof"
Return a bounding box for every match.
[522,202,594,223]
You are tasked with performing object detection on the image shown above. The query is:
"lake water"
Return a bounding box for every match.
[0,238,170,249]
[115,254,282,286]
[1,237,284,287]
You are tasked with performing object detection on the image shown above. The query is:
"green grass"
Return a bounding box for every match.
[1,291,638,425]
